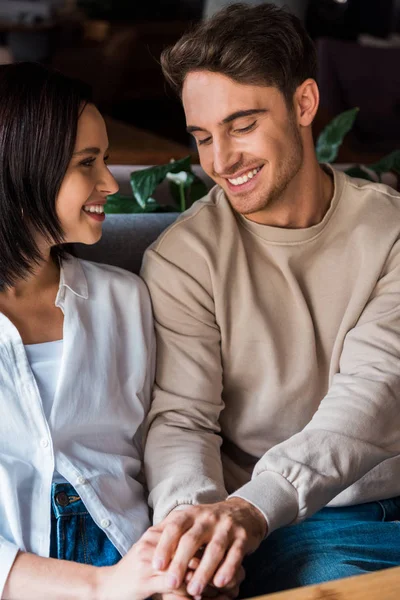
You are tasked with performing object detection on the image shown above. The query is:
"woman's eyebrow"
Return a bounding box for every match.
[73,146,110,156]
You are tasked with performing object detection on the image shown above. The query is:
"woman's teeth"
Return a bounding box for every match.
[228,167,261,187]
[83,205,104,214]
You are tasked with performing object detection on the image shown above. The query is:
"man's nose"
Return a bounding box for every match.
[212,139,241,176]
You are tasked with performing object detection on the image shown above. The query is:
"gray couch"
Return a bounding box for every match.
[73,165,213,274]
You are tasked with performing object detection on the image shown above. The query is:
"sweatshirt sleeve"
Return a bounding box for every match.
[0,538,19,598]
[141,246,228,524]
[232,238,400,534]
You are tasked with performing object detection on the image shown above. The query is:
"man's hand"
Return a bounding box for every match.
[151,497,267,597]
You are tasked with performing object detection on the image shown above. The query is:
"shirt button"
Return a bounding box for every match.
[101,518,111,529]
[76,476,87,485]
[40,438,49,448]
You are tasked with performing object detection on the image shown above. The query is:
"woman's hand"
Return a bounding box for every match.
[98,528,178,600]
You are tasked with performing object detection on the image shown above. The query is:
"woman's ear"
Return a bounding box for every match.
[294,78,319,127]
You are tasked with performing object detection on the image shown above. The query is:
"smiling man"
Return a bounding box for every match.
[141,3,400,597]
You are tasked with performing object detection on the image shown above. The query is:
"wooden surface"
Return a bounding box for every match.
[104,116,199,165]
[252,566,400,600]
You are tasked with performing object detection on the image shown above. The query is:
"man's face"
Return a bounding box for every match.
[183,71,304,220]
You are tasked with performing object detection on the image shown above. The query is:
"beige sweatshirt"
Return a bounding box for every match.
[141,167,400,534]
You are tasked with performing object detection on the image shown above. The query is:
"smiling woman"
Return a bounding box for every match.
[0,63,176,600]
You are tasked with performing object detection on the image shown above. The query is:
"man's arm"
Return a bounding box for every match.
[142,246,229,522]
[141,243,268,595]
[232,237,400,526]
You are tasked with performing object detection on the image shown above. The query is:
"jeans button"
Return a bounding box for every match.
[55,491,70,507]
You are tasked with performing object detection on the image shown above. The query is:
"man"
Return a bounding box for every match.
[141,3,400,597]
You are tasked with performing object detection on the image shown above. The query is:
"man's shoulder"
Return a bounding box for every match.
[149,185,232,257]
[341,169,400,211]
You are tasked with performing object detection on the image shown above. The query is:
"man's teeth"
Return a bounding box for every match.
[83,205,104,214]
[228,167,261,186]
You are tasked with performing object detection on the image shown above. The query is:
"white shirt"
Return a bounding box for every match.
[0,256,155,595]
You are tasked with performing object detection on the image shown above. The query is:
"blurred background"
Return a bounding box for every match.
[0,0,399,165]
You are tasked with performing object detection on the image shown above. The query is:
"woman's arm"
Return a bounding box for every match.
[3,552,99,600]
[4,530,174,600]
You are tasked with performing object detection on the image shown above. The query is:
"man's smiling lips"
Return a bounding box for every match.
[222,165,264,193]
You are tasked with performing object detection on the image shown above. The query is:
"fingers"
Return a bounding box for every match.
[212,539,246,589]
[188,556,201,570]
[219,565,245,591]
[152,512,194,575]
[167,523,211,590]
[144,572,192,599]
[186,526,230,597]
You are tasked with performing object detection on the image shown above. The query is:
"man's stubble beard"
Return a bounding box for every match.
[230,119,304,217]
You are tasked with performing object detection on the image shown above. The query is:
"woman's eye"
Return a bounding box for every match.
[104,154,110,164]
[234,121,257,134]
[80,157,96,168]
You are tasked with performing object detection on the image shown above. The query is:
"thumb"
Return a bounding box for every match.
[143,573,188,598]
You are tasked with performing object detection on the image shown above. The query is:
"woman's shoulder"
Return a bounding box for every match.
[64,254,149,299]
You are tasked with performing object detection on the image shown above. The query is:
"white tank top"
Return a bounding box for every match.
[25,340,66,483]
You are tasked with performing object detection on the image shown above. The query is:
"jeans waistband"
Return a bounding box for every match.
[51,482,89,519]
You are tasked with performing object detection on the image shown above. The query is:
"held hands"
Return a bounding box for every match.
[149,497,267,598]
[96,521,247,600]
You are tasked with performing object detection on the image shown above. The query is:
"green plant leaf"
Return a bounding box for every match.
[130,156,192,209]
[367,150,400,177]
[316,108,359,163]
[188,172,208,204]
[104,192,144,214]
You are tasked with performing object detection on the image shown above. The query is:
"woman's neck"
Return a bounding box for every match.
[3,253,60,300]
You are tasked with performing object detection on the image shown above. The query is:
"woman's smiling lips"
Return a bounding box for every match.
[82,201,106,222]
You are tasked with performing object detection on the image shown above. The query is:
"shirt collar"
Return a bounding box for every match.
[58,255,89,300]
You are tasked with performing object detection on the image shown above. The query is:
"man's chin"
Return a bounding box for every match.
[224,191,269,217]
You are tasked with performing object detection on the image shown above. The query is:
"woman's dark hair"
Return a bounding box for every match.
[0,62,92,289]
[161,2,317,106]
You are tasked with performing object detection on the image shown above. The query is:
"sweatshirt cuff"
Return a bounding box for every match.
[0,540,19,598]
[229,470,299,535]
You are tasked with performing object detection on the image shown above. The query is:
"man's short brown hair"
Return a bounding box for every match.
[161,2,317,106]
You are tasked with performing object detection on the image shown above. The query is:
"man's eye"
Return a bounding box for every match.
[234,121,257,133]
[104,154,110,164]
[197,137,212,146]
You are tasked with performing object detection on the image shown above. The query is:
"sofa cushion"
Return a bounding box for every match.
[73,213,178,274]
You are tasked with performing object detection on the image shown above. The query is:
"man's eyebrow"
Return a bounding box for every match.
[186,125,207,134]
[186,109,267,133]
[222,109,267,124]
[73,146,110,156]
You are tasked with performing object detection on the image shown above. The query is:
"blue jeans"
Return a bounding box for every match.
[50,482,121,566]
[239,496,400,598]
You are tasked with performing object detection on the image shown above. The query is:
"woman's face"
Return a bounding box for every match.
[55,103,119,246]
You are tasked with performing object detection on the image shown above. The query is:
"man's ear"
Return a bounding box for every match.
[294,79,319,127]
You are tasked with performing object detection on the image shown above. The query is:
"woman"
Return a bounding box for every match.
[0,61,171,600]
